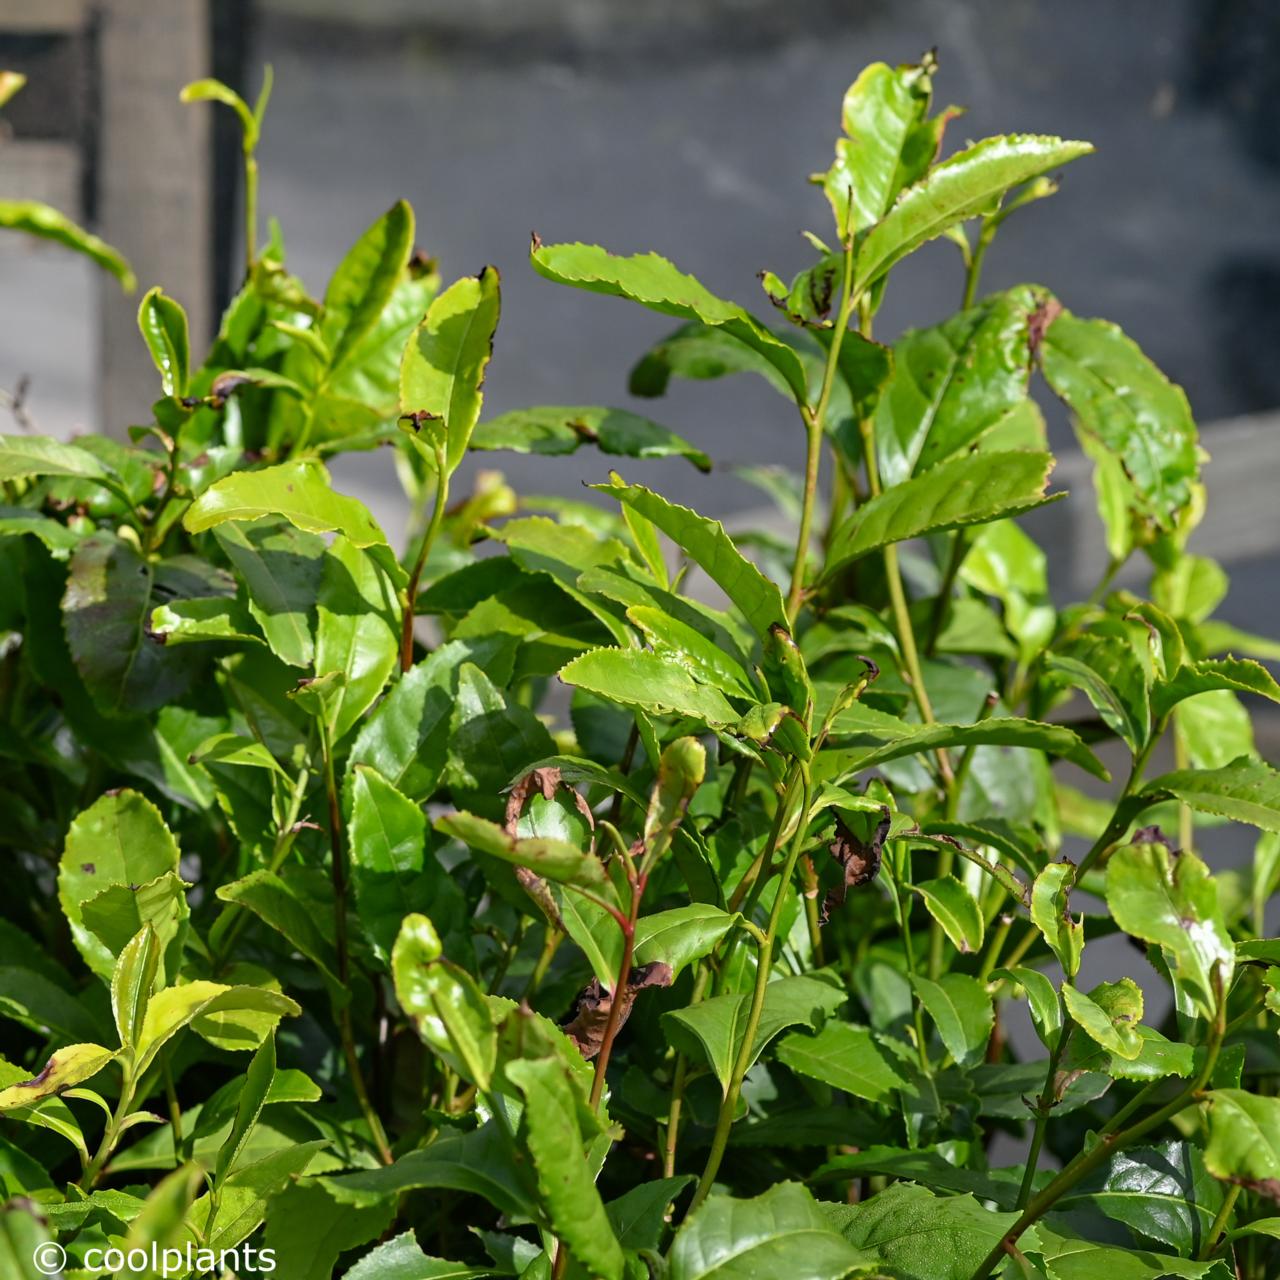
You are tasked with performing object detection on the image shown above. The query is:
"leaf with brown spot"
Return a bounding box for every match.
[821,809,889,924]
[562,961,673,1059]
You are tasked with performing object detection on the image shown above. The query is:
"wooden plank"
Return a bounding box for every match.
[96,0,211,434]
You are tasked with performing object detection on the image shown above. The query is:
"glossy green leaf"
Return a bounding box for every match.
[110,923,160,1049]
[1140,757,1280,833]
[436,811,609,896]
[506,1054,624,1280]
[1203,1088,1280,1189]
[626,605,757,699]
[912,876,984,954]
[346,1233,491,1280]
[1030,861,1084,979]
[559,647,742,728]
[1107,841,1233,1019]
[531,241,809,404]
[992,966,1062,1051]
[669,1181,868,1280]
[1063,979,1144,1061]
[185,458,387,547]
[911,973,992,1066]
[321,199,415,371]
[215,1035,274,1184]
[1046,640,1149,755]
[875,286,1050,486]
[82,870,188,966]
[856,134,1093,287]
[1152,657,1280,719]
[825,450,1060,575]
[137,286,190,397]
[474,405,709,472]
[400,266,500,473]
[594,478,787,635]
[775,1022,902,1104]
[59,789,181,980]
[215,870,340,989]
[1041,308,1198,527]
[0,199,135,289]
[265,1178,396,1280]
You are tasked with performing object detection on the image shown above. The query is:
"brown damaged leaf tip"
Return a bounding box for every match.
[562,961,673,1059]
[820,807,890,925]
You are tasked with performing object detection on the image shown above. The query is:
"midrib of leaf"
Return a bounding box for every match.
[697,1226,856,1280]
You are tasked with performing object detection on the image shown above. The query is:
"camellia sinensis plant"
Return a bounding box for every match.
[2,52,1280,1280]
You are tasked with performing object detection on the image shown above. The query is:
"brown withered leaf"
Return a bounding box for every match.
[562,961,673,1059]
[820,807,890,925]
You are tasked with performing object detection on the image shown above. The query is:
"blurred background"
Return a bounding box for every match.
[1,0,1278,625]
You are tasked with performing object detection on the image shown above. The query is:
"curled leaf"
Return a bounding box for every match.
[562,961,673,1059]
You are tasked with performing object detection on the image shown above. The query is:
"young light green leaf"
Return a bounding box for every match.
[911,876,984,954]
[1062,979,1144,1061]
[184,458,387,547]
[1151,657,1280,719]
[180,77,257,144]
[626,605,757,699]
[669,1181,868,1280]
[856,134,1093,288]
[400,266,500,473]
[346,1233,491,1280]
[643,736,706,867]
[531,241,809,405]
[137,286,190,397]
[593,477,787,635]
[214,1035,275,1184]
[824,450,1060,575]
[474,405,710,472]
[1203,1089,1280,1190]
[911,973,993,1066]
[633,904,739,978]
[435,811,611,895]
[111,924,160,1049]
[992,966,1062,1051]
[1106,841,1233,1019]
[1030,861,1084,979]
[1140,757,1280,833]
[0,1043,115,1109]
[559,647,742,728]
[0,199,135,289]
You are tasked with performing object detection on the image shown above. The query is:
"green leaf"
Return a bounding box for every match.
[184,458,387,547]
[594,478,787,635]
[474,405,709,472]
[1041,309,1198,527]
[436,811,610,897]
[669,1181,869,1280]
[82,870,189,966]
[644,736,707,865]
[626,605,757,700]
[819,55,936,236]
[820,714,1107,782]
[0,1201,64,1279]
[775,1022,903,1104]
[59,789,181,980]
[111,924,160,1049]
[1063,979,1144,1061]
[824,450,1060,575]
[400,266,501,473]
[1203,1088,1280,1190]
[829,1181,1019,1280]
[0,199,135,289]
[321,199,415,372]
[875,286,1051,486]
[346,1233,491,1280]
[135,981,299,1076]
[531,241,809,404]
[212,519,325,668]
[63,533,207,716]
[1140,757,1280,833]
[137,286,190,397]
[0,433,118,484]
[634,905,738,979]
[992,966,1062,1051]
[663,975,846,1089]
[314,537,400,740]
[180,76,257,144]
[1030,861,1084,979]
[1152,657,1280,719]
[506,1054,625,1280]
[856,134,1093,288]
[349,764,457,968]
[215,871,340,989]
[911,973,992,1066]
[215,1036,275,1184]
[1046,641,1149,755]
[912,876,984,954]
[265,1178,396,1280]
[393,914,496,1088]
[1106,842,1233,1019]
[629,320,809,402]
[559,647,742,728]
[0,1043,115,1109]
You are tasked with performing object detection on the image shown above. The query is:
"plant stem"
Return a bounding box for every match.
[894,847,932,1074]
[663,966,710,1178]
[962,219,996,310]
[1073,723,1163,883]
[968,1012,1225,1279]
[788,240,857,623]
[1199,1182,1240,1260]
[925,530,969,657]
[400,443,449,672]
[321,720,393,1165]
[689,764,812,1212]
[589,915,637,1111]
[1016,1013,1072,1210]
[1173,716,1193,853]
[161,1051,183,1167]
[80,1071,137,1189]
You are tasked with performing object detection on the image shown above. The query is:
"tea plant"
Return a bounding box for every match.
[2,53,1280,1280]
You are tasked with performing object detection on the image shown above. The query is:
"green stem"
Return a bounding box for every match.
[788,240,856,622]
[1173,716,1193,853]
[1016,1013,1072,1210]
[968,1012,1225,1279]
[401,443,450,672]
[925,530,969,657]
[161,1051,183,1167]
[1074,722,1163,883]
[961,219,996,310]
[1200,1182,1241,1260]
[243,152,258,274]
[321,720,393,1165]
[689,763,813,1212]
[894,846,932,1073]
[663,966,710,1178]
[80,1069,137,1189]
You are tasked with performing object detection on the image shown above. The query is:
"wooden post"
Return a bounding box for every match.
[97,0,211,435]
